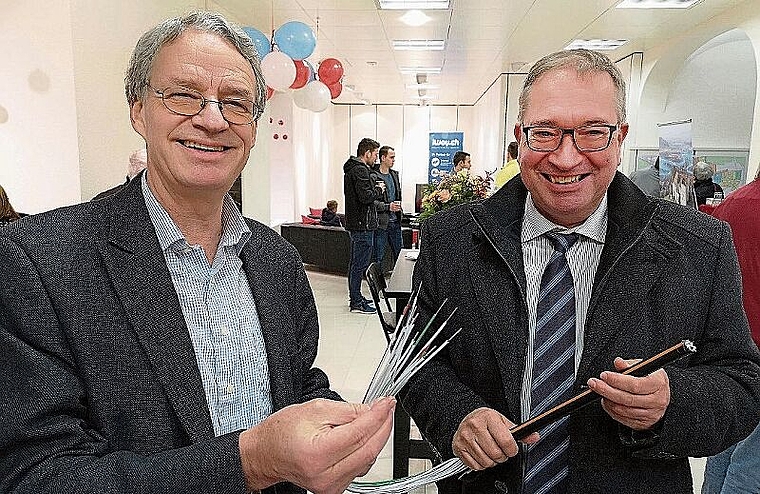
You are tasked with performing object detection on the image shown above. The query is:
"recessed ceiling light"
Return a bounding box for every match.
[565,39,629,51]
[400,66,442,74]
[393,39,445,51]
[400,10,432,26]
[406,83,440,90]
[377,0,450,9]
[616,0,703,8]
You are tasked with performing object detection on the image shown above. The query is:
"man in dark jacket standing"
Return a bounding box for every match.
[400,49,760,494]
[343,137,385,313]
[371,145,403,265]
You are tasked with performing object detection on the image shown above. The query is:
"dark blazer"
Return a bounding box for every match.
[0,177,338,493]
[370,167,402,229]
[400,172,760,494]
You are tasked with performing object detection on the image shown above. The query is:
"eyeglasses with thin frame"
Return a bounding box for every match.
[147,84,258,125]
[522,124,619,152]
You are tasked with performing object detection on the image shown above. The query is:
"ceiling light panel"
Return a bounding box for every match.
[377,0,450,9]
[565,39,629,51]
[400,10,432,26]
[400,66,442,74]
[393,39,445,51]
[616,0,703,8]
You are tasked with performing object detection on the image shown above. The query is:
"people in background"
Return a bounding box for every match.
[702,166,760,494]
[693,160,724,206]
[629,156,661,197]
[0,12,394,494]
[493,141,520,190]
[452,151,471,173]
[400,48,760,494]
[91,148,148,200]
[0,184,21,226]
[320,199,342,227]
[343,137,384,314]
[371,145,403,265]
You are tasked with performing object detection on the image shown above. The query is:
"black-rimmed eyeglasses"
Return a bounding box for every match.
[147,84,258,125]
[522,124,619,152]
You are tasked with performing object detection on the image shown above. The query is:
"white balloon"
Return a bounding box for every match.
[304,81,331,112]
[261,52,296,90]
[292,87,311,109]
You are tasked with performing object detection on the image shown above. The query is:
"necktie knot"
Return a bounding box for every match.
[545,232,579,254]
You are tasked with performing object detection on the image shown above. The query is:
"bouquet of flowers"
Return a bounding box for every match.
[418,169,493,221]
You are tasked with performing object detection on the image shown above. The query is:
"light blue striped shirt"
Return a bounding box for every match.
[142,173,272,436]
[519,194,608,422]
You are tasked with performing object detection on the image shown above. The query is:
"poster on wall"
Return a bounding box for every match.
[658,120,694,207]
[428,132,463,183]
[694,151,749,195]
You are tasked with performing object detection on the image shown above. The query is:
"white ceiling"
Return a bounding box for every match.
[211,0,747,105]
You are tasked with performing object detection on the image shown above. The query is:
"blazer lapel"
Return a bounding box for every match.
[468,179,530,416]
[98,178,214,443]
[239,226,295,412]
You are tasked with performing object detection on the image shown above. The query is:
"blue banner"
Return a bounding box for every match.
[428,132,463,183]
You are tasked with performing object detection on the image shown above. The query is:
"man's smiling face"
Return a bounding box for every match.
[130,29,258,197]
[515,67,628,227]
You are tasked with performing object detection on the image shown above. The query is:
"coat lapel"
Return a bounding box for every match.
[578,173,683,379]
[97,177,214,443]
[468,178,530,416]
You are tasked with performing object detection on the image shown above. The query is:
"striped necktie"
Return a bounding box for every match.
[524,232,579,494]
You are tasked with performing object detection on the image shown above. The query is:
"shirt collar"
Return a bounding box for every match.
[521,192,608,244]
[141,171,251,254]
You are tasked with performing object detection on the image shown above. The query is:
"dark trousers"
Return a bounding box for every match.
[348,230,374,306]
[374,221,403,266]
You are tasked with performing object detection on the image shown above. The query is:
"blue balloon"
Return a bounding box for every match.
[274,21,316,61]
[242,27,272,61]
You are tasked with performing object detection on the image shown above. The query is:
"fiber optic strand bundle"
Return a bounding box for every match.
[349,313,697,494]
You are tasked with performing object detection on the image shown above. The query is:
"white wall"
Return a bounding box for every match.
[0,0,81,214]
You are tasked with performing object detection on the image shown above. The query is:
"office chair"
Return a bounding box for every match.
[365,262,397,343]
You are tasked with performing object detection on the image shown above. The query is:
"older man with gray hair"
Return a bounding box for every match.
[0,11,393,494]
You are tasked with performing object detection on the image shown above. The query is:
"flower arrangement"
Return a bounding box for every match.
[419,169,493,221]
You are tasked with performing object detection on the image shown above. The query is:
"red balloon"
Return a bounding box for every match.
[318,58,344,86]
[290,60,310,89]
[266,86,275,100]
[328,81,342,99]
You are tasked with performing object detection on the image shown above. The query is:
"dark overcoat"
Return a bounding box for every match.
[401,172,760,494]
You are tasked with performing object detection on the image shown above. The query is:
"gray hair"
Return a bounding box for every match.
[125,11,266,121]
[518,49,627,125]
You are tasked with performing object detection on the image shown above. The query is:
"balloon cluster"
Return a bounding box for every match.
[243,22,344,113]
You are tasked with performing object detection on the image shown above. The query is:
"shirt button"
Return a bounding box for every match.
[221,326,230,336]
[226,383,235,394]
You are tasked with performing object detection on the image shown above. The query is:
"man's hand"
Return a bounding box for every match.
[389,201,402,212]
[452,407,539,470]
[375,181,387,193]
[587,357,670,431]
[239,397,395,494]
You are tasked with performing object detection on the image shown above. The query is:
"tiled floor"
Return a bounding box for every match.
[306,269,706,494]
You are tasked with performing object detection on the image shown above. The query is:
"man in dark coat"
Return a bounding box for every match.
[400,48,760,494]
[343,137,385,313]
[371,145,403,265]
[0,12,394,494]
